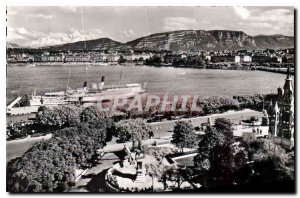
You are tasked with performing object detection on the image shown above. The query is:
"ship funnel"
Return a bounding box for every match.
[99,76,105,90]
[83,81,88,91]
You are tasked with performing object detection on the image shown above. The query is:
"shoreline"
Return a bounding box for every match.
[7,62,294,75]
[256,67,295,75]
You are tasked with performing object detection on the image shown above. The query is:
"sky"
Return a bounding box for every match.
[6,6,294,48]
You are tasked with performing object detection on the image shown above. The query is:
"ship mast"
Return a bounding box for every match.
[66,70,71,91]
[119,68,123,86]
[80,7,87,50]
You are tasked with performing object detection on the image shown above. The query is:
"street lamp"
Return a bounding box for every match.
[158,126,160,139]
[152,174,154,192]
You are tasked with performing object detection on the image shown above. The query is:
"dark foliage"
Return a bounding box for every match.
[7,118,114,192]
[171,120,198,151]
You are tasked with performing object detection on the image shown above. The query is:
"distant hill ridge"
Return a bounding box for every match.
[8,30,294,51]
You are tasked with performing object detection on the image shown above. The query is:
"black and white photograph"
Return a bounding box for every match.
[5,4,296,193]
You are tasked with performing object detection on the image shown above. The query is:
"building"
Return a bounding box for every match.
[283,56,295,64]
[205,55,211,61]
[252,56,271,64]
[132,53,151,61]
[33,55,42,62]
[107,54,119,63]
[211,56,235,63]
[234,56,241,63]
[41,55,50,62]
[268,67,294,149]
[163,53,181,64]
[241,55,252,63]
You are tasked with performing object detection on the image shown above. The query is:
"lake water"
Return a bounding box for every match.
[6,65,293,104]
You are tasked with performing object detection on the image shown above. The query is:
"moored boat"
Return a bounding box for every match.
[29,75,146,106]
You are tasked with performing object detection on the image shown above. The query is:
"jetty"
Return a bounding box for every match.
[7,96,38,116]
[7,96,22,109]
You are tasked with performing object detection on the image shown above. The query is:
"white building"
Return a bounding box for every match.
[205,55,211,61]
[242,55,252,63]
[235,56,241,63]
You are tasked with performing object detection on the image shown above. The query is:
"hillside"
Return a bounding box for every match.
[6,42,22,49]
[126,30,294,51]
[253,34,294,49]
[44,37,127,51]
[7,30,294,51]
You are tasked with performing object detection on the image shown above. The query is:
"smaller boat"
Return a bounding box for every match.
[26,63,36,67]
[91,62,109,66]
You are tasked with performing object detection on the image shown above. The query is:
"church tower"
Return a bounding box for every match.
[273,66,294,149]
[277,67,294,139]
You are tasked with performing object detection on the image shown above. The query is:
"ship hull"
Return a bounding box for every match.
[29,84,145,106]
[81,91,143,103]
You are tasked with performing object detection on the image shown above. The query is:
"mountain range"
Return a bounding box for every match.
[6,42,22,49]
[8,30,294,51]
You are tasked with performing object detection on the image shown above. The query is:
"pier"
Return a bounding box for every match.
[7,97,39,116]
[7,96,22,109]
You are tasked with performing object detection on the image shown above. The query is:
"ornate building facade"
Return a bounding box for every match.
[268,67,294,149]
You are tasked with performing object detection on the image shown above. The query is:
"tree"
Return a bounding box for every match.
[85,118,116,142]
[194,118,294,189]
[171,120,197,152]
[143,146,176,164]
[233,94,264,110]
[198,97,240,115]
[36,106,81,129]
[144,55,162,66]
[115,118,152,149]
[7,117,115,192]
[36,106,57,130]
[80,106,111,122]
[55,118,115,166]
[7,139,76,192]
[194,118,235,188]
[232,149,251,185]
[250,155,294,185]
[241,138,294,184]
[118,56,126,64]
[214,118,234,143]
[138,57,144,62]
[60,106,81,126]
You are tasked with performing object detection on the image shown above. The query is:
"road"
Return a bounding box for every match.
[6,134,52,162]
[150,109,263,138]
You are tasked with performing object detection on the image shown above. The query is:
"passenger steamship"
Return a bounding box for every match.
[29,76,146,106]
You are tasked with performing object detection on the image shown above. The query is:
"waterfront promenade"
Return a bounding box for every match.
[150,109,262,138]
[6,109,262,162]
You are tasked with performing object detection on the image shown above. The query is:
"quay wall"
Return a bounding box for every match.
[256,67,294,75]
[7,106,39,115]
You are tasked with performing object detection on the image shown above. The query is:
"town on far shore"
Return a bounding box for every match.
[7,47,294,75]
